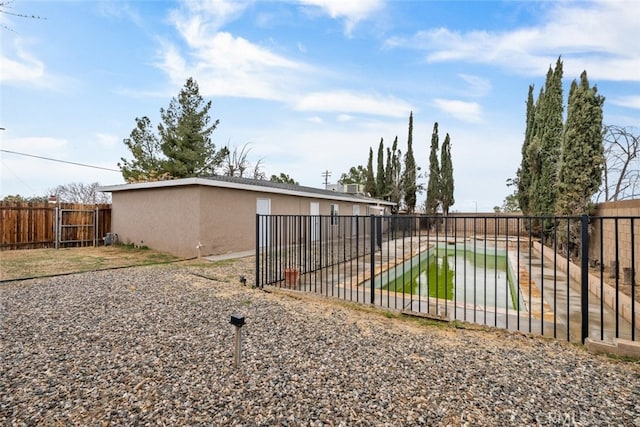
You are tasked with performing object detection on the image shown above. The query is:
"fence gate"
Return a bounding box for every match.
[54,206,101,249]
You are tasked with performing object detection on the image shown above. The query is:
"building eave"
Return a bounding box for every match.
[98,177,395,206]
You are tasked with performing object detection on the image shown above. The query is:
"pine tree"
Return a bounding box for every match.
[403,112,417,213]
[119,77,228,181]
[159,77,227,178]
[365,147,376,196]
[440,133,454,215]
[338,166,367,185]
[425,122,441,214]
[556,71,605,215]
[376,138,386,198]
[118,116,164,182]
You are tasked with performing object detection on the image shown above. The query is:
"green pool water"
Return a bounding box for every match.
[381,245,520,310]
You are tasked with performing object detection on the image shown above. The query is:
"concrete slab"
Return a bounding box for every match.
[204,250,254,262]
[585,337,640,358]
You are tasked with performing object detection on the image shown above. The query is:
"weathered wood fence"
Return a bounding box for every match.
[0,202,112,250]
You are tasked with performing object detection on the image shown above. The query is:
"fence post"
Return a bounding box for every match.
[581,214,590,344]
[370,215,375,304]
[94,207,99,247]
[255,214,260,289]
[54,206,59,249]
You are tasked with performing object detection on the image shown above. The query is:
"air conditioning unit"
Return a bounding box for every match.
[344,184,363,194]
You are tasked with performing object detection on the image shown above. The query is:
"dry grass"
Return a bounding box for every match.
[0,245,179,281]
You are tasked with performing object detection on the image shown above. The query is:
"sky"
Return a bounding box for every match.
[1,0,639,212]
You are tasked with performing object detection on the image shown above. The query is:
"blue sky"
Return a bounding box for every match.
[1,0,638,211]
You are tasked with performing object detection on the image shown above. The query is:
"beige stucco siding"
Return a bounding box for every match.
[103,178,391,258]
[112,186,201,258]
[198,186,258,256]
[197,187,372,256]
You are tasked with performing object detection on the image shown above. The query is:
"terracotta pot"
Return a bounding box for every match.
[284,268,299,288]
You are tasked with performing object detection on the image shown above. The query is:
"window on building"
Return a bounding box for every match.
[331,204,339,225]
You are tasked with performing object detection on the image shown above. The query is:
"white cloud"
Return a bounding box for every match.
[95,133,119,148]
[98,2,144,27]
[0,39,45,84]
[297,0,384,35]
[433,99,483,124]
[337,114,353,122]
[458,74,491,97]
[2,137,69,155]
[609,95,640,110]
[295,90,411,118]
[171,0,251,38]
[387,0,640,82]
[307,116,324,124]
[161,3,311,101]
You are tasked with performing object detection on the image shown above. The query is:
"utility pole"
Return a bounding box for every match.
[321,170,331,189]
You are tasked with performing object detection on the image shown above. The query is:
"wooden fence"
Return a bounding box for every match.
[0,202,112,250]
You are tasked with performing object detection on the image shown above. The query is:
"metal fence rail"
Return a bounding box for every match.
[256,214,639,344]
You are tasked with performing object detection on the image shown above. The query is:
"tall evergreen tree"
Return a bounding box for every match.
[376,138,386,198]
[534,58,564,218]
[526,87,545,218]
[365,147,376,196]
[388,136,403,206]
[403,112,417,212]
[556,71,605,215]
[516,85,536,214]
[339,166,367,185]
[440,133,454,215]
[119,78,228,182]
[425,122,441,214]
[159,77,227,178]
[118,116,164,182]
[385,146,393,199]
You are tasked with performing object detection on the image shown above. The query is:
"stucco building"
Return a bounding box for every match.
[99,176,395,258]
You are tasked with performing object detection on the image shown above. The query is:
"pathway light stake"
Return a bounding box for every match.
[230,314,245,368]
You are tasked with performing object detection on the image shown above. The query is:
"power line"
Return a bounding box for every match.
[0,149,120,172]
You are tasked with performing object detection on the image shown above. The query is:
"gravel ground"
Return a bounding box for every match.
[1,262,639,426]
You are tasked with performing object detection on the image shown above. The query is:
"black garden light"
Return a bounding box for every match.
[230,314,245,368]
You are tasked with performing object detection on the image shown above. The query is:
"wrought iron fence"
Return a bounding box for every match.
[256,214,639,344]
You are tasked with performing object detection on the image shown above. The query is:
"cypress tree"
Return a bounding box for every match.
[365,147,376,197]
[527,87,545,217]
[556,71,605,215]
[440,133,454,215]
[376,138,385,198]
[389,136,403,207]
[516,85,536,214]
[385,146,393,200]
[535,57,564,218]
[403,112,417,213]
[425,122,440,214]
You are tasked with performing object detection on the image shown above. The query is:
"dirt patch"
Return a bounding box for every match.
[0,245,179,281]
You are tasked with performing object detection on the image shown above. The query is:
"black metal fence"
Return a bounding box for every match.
[255,214,639,344]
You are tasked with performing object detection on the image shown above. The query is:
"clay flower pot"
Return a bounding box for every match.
[284,268,300,288]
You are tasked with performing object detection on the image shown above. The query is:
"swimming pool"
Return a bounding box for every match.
[380,243,522,310]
